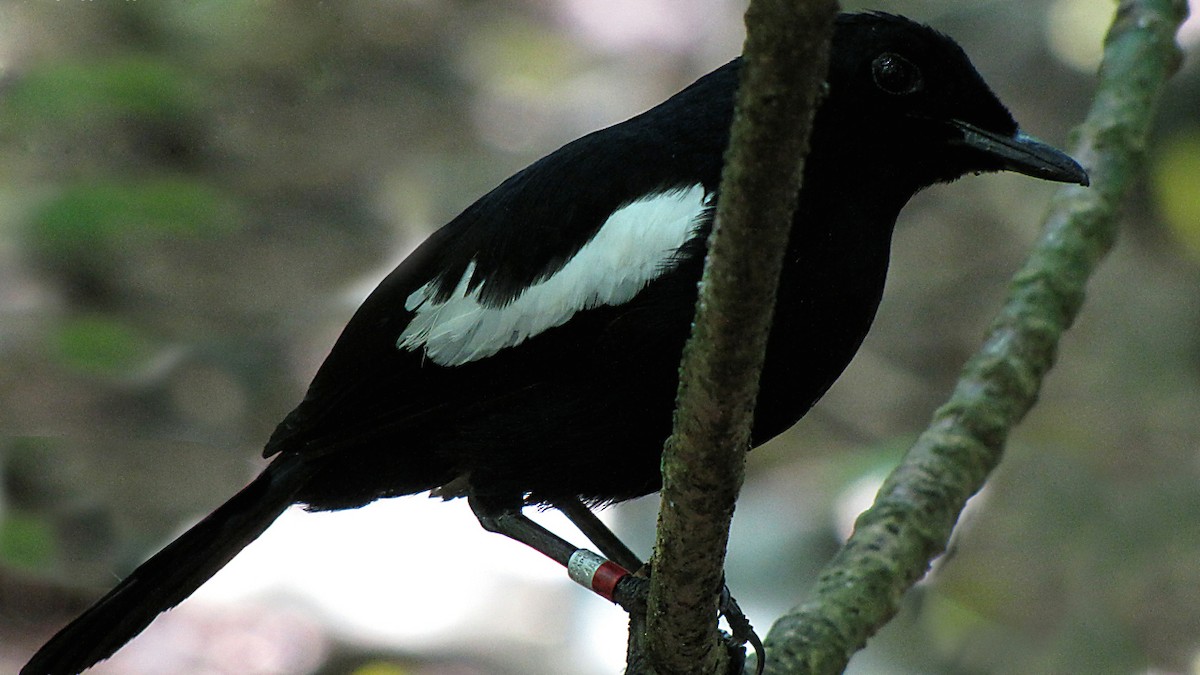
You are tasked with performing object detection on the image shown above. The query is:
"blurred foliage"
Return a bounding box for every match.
[0,514,55,573]
[1152,130,1200,260]
[348,662,412,675]
[3,57,196,129]
[50,314,159,377]
[30,179,240,255]
[0,1,1197,674]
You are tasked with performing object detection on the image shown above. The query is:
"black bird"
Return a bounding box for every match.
[23,12,1088,675]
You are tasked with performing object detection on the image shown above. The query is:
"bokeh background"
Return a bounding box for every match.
[1,1,1198,673]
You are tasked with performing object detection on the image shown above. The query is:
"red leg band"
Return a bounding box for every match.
[567,549,630,601]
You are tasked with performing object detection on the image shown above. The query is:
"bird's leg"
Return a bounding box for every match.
[468,492,576,565]
[470,494,764,674]
[553,497,643,572]
[467,492,631,601]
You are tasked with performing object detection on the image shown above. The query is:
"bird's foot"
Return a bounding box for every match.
[612,571,764,675]
[719,584,764,675]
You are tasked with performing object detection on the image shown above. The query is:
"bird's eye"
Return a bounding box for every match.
[871,53,923,95]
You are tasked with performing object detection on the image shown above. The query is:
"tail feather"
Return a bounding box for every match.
[22,456,310,675]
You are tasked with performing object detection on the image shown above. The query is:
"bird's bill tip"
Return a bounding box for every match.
[952,121,1090,187]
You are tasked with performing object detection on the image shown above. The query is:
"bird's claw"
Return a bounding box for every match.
[719,584,765,675]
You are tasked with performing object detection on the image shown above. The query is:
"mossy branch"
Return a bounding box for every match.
[636,1,840,674]
[761,1,1189,673]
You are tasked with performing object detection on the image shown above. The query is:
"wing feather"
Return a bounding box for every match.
[397,184,710,366]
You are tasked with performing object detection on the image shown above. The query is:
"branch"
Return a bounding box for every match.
[761,1,1190,672]
[638,1,840,674]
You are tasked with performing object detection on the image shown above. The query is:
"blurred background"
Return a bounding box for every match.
[1,1,1198,673]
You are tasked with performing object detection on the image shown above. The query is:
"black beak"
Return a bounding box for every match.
[950,120,1090,186]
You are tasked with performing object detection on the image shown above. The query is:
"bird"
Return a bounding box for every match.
[23,12,1088,675]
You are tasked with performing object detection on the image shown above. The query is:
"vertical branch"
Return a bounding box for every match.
[762,1,1189,673]
[641,1,840,673]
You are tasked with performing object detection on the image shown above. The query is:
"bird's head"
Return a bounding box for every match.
[817,13,1088,192]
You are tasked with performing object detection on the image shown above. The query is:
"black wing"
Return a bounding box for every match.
[263,62,740,467]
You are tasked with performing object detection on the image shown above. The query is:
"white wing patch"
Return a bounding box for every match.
[397,184,709,366]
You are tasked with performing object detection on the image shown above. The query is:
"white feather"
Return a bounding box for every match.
[397,184,709,366]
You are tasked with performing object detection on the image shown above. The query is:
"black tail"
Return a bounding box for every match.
[22,455,312,675]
